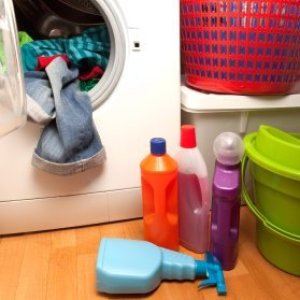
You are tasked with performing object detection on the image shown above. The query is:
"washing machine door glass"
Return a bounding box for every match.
[0,0,26,137]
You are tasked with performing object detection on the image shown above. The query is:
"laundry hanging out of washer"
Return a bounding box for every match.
[18,24,110,175]
[25,56,107,175]
[20,24,110,92]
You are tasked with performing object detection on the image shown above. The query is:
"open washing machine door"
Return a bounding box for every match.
[0,0,26,137]
[0,0,127,138]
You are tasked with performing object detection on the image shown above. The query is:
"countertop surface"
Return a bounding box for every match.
[0,207,299,300]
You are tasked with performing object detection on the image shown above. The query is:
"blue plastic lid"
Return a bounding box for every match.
[150,138,166,155]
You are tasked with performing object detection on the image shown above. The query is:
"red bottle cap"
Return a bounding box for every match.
[180,125,197,148]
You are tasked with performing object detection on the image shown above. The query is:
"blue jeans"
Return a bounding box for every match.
[25,57,106,175]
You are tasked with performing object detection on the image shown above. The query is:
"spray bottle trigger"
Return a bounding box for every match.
[198,276,216,289]
[196,252,227,296]
[198,278,227,296]
[198,270,227,296]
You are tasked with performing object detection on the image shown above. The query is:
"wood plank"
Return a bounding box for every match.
[46,229,78,300]
[0,235,26,300]
[14,232,52,300]
[0,208,298,299]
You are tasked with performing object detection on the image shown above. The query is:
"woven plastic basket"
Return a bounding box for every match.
[181,0,300,95]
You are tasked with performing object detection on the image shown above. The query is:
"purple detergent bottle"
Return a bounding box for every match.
[210,132,245,270]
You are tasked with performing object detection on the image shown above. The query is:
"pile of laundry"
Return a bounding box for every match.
[20,25,109,175]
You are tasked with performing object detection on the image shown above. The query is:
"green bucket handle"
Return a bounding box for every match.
[242,155,300,243]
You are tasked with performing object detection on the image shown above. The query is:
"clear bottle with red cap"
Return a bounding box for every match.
[175,125,210,253]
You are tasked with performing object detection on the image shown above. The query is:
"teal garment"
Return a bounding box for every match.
[21,25,110,72]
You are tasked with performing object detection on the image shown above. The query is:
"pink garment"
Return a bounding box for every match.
[36,55,69,70]
[79,66,104,81]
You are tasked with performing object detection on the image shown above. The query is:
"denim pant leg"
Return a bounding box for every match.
[25,71,56,125]
[30,57,106,175]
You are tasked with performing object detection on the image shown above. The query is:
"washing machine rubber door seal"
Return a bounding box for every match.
[88,0,127,110]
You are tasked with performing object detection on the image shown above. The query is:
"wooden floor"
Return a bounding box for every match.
[0,207,299,300]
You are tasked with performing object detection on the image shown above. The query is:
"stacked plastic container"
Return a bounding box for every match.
[242,125,300,276]
[180,0,300,277]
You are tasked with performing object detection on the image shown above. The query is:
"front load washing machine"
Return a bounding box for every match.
[0,0,180,234]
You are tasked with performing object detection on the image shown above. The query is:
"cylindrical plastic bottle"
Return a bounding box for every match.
[175,125,210,253]
[140,138,179,250]
[210,132,245,270]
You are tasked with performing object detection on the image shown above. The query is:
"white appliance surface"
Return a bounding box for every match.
[0,0,180,234]
[181,84,300,183]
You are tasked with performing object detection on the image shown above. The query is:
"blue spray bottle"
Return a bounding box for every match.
[96,238,227,296]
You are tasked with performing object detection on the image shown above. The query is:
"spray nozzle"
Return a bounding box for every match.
[195,252,227,296]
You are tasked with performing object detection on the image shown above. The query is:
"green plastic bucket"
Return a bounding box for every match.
[242,125,300,276]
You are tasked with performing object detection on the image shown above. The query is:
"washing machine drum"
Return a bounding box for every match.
[53,0,100,15]
[13,0,104,38]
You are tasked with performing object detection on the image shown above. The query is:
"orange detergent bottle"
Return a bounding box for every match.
[140,138,179,250]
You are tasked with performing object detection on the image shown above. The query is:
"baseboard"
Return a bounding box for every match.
[0,188,142,235]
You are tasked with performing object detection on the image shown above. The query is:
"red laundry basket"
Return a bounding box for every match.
[180,0,300,95]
